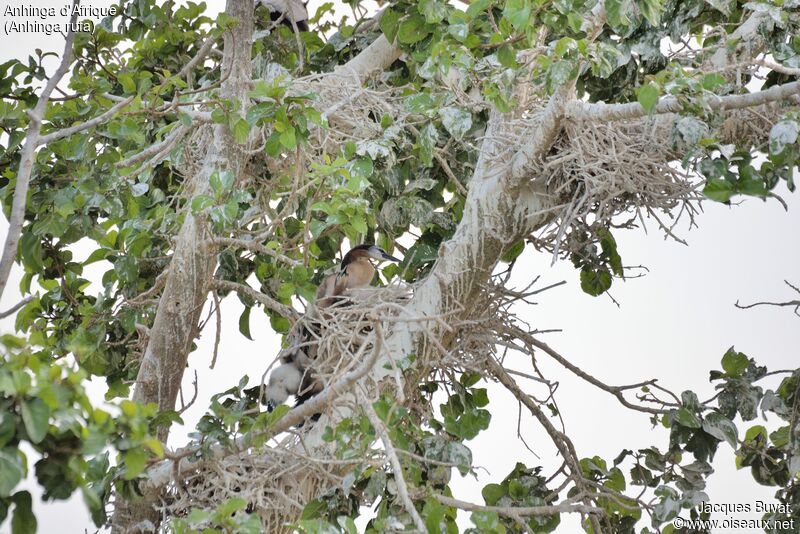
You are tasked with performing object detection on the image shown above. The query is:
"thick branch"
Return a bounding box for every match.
[566,80,800,122]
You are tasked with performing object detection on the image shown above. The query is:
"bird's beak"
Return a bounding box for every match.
[381,251,401,262]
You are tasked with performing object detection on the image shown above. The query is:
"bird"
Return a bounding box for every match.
[264,244,401,412]
[315,244,401,309]
[259,0,309,32]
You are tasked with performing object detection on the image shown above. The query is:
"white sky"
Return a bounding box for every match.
[1,1,799,533]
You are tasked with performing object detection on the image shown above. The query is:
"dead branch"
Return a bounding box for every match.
[735,280,800,317]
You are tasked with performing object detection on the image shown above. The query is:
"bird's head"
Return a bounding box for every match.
[344,244,401,266]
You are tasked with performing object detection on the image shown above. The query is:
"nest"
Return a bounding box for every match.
[160,284,414,532]
[534,117,702,256]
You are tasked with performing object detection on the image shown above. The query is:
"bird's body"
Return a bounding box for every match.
[265,245,400,413]
[260,0,309,32]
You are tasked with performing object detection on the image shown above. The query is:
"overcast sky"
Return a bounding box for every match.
[1,1,798,533]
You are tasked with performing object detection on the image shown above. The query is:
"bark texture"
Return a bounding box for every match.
[111,1,255,531]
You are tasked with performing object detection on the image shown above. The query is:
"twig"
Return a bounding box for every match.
[486,358,605,534]
[144,315,385,488]
[436,495,603,517]
[210,291,222,369]
[735,280,800,317]
[0,296,33,319]
[211,279,298,322]
[206,237,302,267]
[361,390,427,534]
[178,370,199,415]
[509,325,669,415]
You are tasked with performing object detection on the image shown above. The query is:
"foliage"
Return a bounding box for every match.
[0,335,162,531]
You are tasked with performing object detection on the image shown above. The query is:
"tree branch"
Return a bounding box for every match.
[210,279,297,321]
[436,495,603,517]
[566,80,800,123]
[36,95,135,146]
[0,0,80,301]
[361,390,427,533]
[0,296,33,319]
[735,280,800,317]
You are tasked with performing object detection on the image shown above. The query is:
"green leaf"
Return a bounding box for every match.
[673,407,701,429]
[438,106,472,140]
[379,8,402,43]
[0,413,16,447]
[482,483,505,505]
[0,451,24,497]
[337,516,358,534]
[466,0,491,19]
[398,15,430,44]
[605,0,635,35]
[502,0,530,29]
[580,269,612,296]
[417,123,439,167]
[419,0,447,23]
[637,83,660,113]
[239,307,253,340]
[191,194,215,214]
[11,491,35,534]
[703,0,734,15]
[497,45,518,69]
[702,179,734,202]
[721,347,749,376]
[20,398,50,444]
[18,232,44,273]
[769,120,799,155]
[123,448,148,480]
[636,0,662,26]
[702,412,738,448]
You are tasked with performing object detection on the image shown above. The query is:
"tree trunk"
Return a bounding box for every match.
[111,1,254,531]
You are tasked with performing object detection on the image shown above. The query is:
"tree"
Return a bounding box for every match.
[0,0,799,532]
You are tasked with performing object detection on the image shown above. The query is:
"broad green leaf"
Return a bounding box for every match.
[637,0,662,26]
[438,107,472,140]
[482,483,504,505]
[673,407,701,429]
[123,448,148,480]
[721,347,749,376]
[239,307,253,340]
[20,398,50,444]
[11,491,36,534]
[605,0,635,34]
[191,194,215,213]
[704,0,734,14]
[769,120,799,154]
[419,0,447,23]
[703,179,734,202]
[637,83,660,113]
[398,15,430,44]
[702,412,738,448]
[379,8,402,43]
[0,451,24,497]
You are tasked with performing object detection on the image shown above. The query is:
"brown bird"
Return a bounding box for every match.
[265,244,401,412]
[315,244,401,308]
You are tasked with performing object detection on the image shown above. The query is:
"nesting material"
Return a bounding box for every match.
[159,284,412,531]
